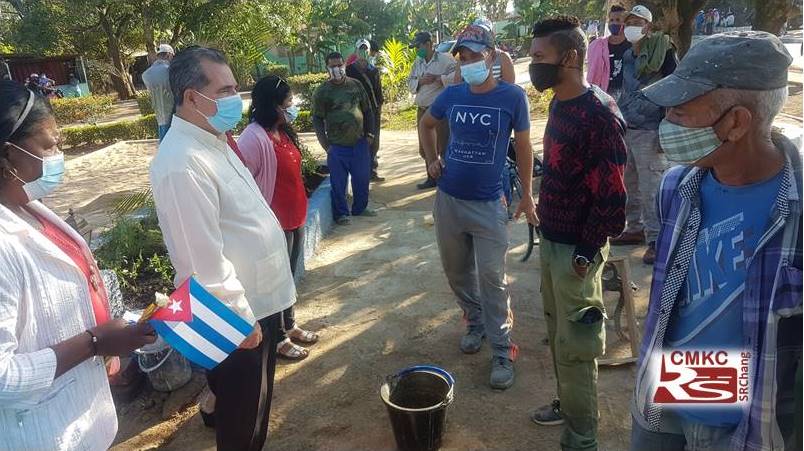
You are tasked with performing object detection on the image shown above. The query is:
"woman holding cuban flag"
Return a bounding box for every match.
[0,80,156,450]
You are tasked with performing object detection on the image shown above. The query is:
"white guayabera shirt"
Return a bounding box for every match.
[0,201,117,450]
[150,116,296,324]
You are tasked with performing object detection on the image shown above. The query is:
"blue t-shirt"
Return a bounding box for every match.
[666,169,783,426]
[429,81,530,201]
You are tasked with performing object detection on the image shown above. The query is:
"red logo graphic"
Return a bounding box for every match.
[653,350,750,404]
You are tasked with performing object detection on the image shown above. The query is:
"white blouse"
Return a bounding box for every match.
[0,201,117,450]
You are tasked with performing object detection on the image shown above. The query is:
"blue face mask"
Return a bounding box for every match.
[609,23,623,35]
[461,59,490,86]
[195,91,243,133]
[283,105,299,123]
[7,142,64,201]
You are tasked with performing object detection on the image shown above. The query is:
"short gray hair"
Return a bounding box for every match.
[169,46,228,106]
[711,86,788,129]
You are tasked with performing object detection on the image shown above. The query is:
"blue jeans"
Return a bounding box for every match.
[327,139,371,219]
[157,124,170,142]
[630,415,736,451]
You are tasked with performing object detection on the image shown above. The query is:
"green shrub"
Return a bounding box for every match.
[136,91,154,116]
[253,61,291,81]
[62,115,158,149]
[51,95,115,124]
[295,110,313,133]
[379,38,415,104]
[95,209,175,307]
[526,86,553,117]
[287,73,329,108]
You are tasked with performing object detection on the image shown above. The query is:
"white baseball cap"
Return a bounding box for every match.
[157,44,175,55]
[627,5,653,23]
[355,39,371,52]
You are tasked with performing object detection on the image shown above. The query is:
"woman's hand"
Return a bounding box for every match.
[91,319,156,357]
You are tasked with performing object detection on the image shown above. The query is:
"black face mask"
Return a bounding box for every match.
[529,62,560,92]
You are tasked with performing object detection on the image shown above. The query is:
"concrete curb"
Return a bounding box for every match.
[296,175,333,282]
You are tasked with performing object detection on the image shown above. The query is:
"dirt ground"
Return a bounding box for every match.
[52,103,799,450]
[50,127,654,451]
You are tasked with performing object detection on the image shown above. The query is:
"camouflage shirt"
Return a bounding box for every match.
[311,78,372,147]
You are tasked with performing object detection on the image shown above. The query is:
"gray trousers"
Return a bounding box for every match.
[622,128,669,243]
[433,190,513,359]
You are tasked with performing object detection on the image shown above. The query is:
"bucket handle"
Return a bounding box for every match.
[137,347,174,373]
[385,365,456,409]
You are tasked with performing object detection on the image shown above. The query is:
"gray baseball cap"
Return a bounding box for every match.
[642,31,793,107]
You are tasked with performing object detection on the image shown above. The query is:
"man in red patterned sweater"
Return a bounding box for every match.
[526,16,628,451]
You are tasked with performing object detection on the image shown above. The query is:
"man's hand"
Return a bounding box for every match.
[239,324,263,349]
[420,73,439,85]
[514,195,539,226]
[427,158,444,180]
[571,259,589,278]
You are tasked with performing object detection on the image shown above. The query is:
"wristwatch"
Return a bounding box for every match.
[573,255,591,268]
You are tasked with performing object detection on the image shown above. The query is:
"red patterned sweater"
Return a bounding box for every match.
[537,85,627,261]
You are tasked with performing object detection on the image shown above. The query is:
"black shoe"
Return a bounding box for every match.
[643,241,657,265]
[417,178,437,190]
[200,410,215,428]
[371,172,385,182]
[531,399,564,426]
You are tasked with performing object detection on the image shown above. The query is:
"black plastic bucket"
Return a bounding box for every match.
[380,365,455,451]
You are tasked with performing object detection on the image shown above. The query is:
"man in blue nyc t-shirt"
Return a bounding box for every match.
[418,24,537,390]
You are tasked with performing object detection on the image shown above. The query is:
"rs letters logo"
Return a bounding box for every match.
[653,350,750,404]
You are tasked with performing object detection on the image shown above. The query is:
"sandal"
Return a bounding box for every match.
[287,326,319,344]
[277,338,310,361]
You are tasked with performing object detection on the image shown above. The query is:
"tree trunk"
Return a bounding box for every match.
[638,0,709,57]
[753,0,793,35]
[98,11,135,100]
[142,6,157,64]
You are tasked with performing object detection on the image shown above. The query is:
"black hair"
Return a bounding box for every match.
[0,81,53,146]
[169,46,228,106]
[326,52,344,64]
[531,15,587,69]
[610,4,626,13]
[0,80,53,181]
[248,75,302,152]
[369,40,380,53]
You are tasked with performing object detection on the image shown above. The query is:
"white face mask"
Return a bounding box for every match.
[327,66,345,81]
[624,26,646,43]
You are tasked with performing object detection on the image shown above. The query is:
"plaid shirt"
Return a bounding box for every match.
[631,133,803,450]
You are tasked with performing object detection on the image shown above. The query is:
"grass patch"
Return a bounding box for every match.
[382,104,418,130]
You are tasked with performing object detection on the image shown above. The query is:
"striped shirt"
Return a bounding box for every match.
[0,201,117,450]
[631,133,802,450]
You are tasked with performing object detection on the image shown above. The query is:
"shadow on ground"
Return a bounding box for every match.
[108,129,655,450]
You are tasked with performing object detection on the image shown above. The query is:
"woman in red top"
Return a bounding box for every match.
[238,76,319,361]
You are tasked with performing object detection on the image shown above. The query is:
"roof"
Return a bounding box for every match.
[0,54,80,62]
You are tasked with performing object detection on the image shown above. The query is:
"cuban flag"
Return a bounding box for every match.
[149,276,255,369]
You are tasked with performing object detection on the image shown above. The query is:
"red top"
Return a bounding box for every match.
[269,131,308,231]
[28,208,111,326]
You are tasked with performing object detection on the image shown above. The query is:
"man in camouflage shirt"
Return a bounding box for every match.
[312,52,377,225]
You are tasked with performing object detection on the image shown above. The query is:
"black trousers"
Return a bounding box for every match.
[371,108,381,172]
[206,312,281,451]
[277,227,304,342]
